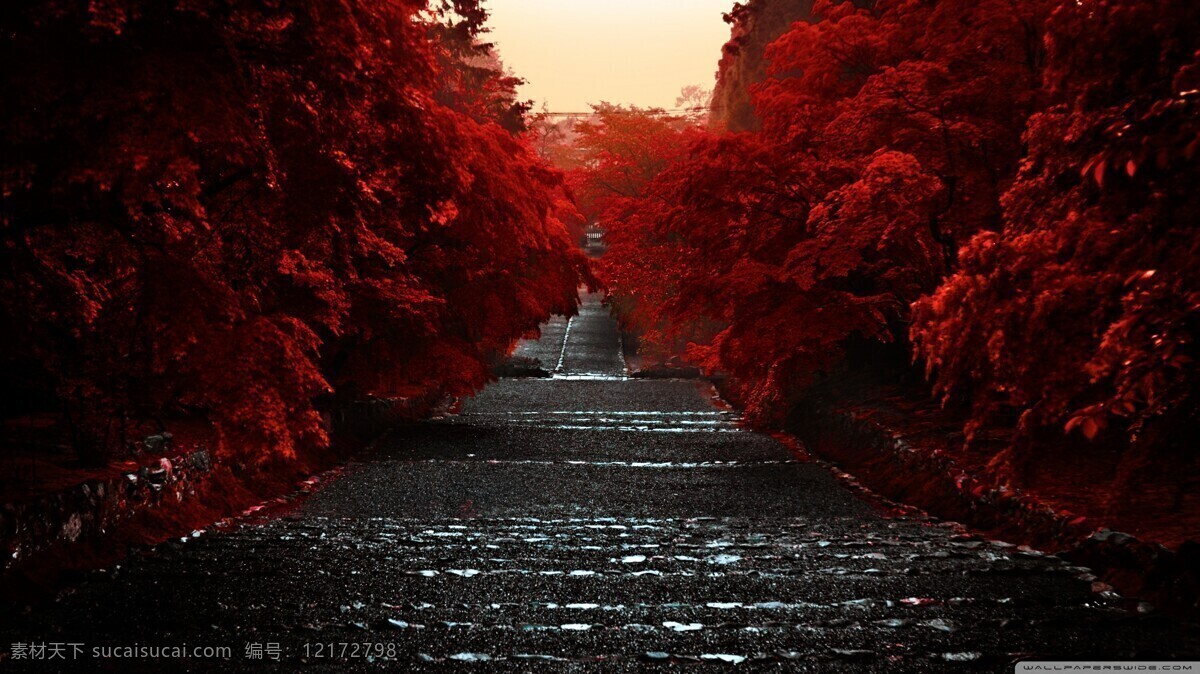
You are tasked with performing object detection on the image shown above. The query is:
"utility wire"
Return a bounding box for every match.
[533,106,722,117]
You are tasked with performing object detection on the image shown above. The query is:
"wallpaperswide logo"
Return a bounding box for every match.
[1017,663,1199,672]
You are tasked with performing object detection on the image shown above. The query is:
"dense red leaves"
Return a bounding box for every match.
[912,0,1200,455]
[594,0,1050,424]
[0,0,586,465]
[592,0,1200,464]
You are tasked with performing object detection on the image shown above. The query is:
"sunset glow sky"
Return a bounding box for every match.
[484,0,734,112]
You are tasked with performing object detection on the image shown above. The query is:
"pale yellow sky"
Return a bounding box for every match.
[483,0,734,111]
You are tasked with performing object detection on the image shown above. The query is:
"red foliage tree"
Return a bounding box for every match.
[593,0,1051,422]
[912,0,1200,473]
[0,0,587,466]
[591,0,1199,483]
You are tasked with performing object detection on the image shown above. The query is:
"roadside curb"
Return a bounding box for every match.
[791,404,1200,618]
[0,394,447,607]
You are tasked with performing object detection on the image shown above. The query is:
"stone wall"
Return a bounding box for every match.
[1,394,444,577]
[1,447,212,571]
[791,403,1200,616]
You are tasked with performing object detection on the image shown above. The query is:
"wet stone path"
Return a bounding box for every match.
[10,293,1198,671]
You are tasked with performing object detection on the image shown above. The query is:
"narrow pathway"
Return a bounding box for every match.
[7,293,1196,671]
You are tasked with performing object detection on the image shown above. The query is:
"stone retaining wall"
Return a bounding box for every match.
[1,395,443,577]
[0,448,212,571]
[792,404,1200,616]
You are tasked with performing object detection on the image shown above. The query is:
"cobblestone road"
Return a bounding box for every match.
[7,292,1198,672]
